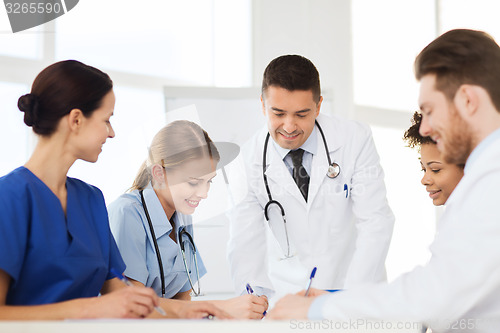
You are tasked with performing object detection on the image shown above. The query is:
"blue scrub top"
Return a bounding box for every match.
[108,185,206,298]
[0,167,125,305]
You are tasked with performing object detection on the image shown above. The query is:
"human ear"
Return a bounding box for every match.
[151,164,165,185]
[315,96,323,118]
[68,109,84,131]
[455,85,479,118]
[261,94,266,116]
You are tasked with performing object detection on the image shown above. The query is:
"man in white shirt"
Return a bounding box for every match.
[227,55,394,302]
[268,29,500,332]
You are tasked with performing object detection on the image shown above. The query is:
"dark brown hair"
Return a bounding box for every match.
[415,29,500,112]
[18,60,113,135]
[262,55,321,103]
[403,111,436,149]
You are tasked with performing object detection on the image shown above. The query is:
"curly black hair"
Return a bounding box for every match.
[403,111,436,149]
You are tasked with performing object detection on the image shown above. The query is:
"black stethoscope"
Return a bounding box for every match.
[262,120,340,259]
[140,190,201,297]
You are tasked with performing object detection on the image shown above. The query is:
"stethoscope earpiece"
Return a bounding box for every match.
[327,162,340,179]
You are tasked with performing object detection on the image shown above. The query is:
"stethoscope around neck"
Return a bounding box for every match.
[262,120,340,259]
[139,189,201,297]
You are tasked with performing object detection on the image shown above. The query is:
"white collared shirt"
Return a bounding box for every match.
[272,126,318,176]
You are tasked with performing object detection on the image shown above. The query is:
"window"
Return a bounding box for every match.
[352,0,436,112]
[439,0,500,39]
[55,0,251,87]
[0,11,42,59]
[1,0,252,197]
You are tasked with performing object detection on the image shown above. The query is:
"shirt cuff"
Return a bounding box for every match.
[308,293,330,320]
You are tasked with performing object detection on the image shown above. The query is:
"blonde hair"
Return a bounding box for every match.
[131,120,220,191]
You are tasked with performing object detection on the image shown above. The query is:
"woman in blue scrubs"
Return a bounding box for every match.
[108,120,269,319]
[0,60,162,319]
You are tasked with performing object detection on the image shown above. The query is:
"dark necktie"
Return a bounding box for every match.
[289,149,310,201]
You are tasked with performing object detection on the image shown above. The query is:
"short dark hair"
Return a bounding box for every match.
[415,29,500,113]
[18,60,113,136]
[403,111,436,149]
[262,55,321,103]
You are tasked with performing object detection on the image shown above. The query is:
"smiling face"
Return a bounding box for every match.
[75,90,116,162]
[157,158,217,216]
[418,74,474,165]
[419,143,464,206]
[262,86,322,150]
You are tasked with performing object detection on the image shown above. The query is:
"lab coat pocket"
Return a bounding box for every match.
[319,178,352,234]
[319,177,351,205]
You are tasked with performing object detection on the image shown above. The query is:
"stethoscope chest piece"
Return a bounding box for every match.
[327,162,341,179]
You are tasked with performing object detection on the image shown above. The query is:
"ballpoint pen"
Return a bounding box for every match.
[304,267,317,297]
[110,268,166,316]
[245,283,254,295]
[246,283,267,316]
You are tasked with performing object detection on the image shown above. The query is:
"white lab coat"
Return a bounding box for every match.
[313,129,500,333]
[226,113,394,301]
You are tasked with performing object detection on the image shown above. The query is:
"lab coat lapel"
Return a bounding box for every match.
[264,141,307,207]
[307,115,342,204]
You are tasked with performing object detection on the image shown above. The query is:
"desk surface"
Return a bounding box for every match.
[0,319,422,332]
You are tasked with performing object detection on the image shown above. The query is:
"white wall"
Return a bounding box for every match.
[252,0,354,119]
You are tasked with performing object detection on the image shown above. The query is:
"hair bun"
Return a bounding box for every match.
[18,93,39,127]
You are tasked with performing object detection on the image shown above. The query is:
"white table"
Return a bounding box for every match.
[0,319,423,332]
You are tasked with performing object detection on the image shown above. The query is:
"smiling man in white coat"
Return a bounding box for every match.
[226,55,395,303]
[268,30,500,332]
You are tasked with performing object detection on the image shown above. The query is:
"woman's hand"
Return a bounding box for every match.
[171,300,233,319]
[213,294,269,319]
[0,272,160,320]
[84,282,161,318]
